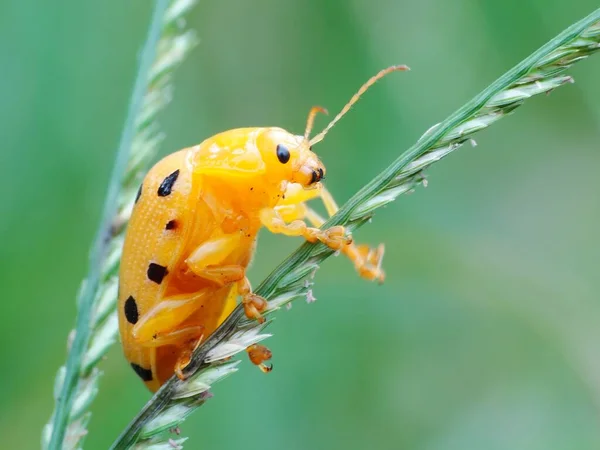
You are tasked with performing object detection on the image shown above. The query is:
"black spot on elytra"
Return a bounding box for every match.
[124,296,139,324]
[147,263,168,284]
[157,170,180,197]
[165,219,178,230]
[135,183,142,203]
[130,363,152,381]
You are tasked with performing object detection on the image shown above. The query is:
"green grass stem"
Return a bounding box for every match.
[43,1,198,448]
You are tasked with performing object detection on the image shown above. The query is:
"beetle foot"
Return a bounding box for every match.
[247,344,273,373]
[243,293,268,323]
[353,243,385,283]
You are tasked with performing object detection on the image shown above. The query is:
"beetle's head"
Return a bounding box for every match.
[256,125,325,189]
[257,65,409,190]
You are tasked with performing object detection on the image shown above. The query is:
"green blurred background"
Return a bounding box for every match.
[2,0,600,449]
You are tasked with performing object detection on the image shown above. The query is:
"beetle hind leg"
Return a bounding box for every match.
[174,332,205,380]
[247,344,273,373]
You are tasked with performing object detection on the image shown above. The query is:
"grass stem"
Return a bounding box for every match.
[43,1,198,448]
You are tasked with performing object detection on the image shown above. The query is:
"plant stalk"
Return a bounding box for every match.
[46,2,171,448]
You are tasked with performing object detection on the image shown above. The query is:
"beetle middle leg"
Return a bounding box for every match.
[185,234,268,322]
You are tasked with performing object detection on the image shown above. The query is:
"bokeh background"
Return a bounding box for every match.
[2,0,600,449]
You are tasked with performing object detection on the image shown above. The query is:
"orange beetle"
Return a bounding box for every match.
[118,66,405,391]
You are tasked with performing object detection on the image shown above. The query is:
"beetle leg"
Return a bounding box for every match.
[275,183,385,282]
[259,207,350,251]
[191,265,245,286]
[185,235,249,285]
[246,344,273,373]
[237,276,268,323]
[185,234,243,276]
[140,325,204,348]
[185,235,268,322]
[132,290,211,345]
[304,204,385,283]
[174,332,206,380]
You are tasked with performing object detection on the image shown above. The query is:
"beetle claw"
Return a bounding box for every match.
[247,344,273,373]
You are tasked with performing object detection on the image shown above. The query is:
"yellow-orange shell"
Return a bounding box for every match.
[118,149,256,391]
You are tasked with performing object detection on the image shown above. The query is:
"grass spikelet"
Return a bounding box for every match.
[42,1,198,448]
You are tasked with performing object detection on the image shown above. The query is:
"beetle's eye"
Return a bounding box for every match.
[276,144,290,164]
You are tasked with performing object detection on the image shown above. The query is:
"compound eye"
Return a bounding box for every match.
[276,144,290,164]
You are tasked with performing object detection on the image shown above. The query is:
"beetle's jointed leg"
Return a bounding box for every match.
[132,291,209,346]
[131,291,207,379]
[272,183,385,282]
[260,207,349,251]
[185,234,268,322]
[174,332,206,380]
[247,344,273,373]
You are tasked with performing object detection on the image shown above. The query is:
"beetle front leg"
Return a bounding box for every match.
[304,205,385,283]
[276,184,385,282]
[259,208,351,251]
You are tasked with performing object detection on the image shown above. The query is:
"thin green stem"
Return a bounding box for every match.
[47,1,170,448]
[111,8,600,448]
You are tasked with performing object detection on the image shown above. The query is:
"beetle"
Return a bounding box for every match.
[118,65,406,391]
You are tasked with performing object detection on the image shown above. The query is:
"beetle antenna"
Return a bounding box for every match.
[304,106,329,141]
[309,65,409,146]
